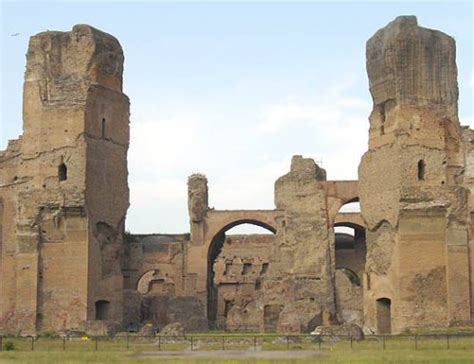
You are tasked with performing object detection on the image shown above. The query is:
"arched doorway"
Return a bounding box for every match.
[376,298,391,334]
[333,209,366,325]
[207,219,276,329]
[338,198,361,213]
[334,222,366,280]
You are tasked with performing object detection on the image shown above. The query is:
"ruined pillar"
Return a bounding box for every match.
[359,16,471,333]
[184,174,209,319]
[188,174,209,246]
[0,25,129,334]
[259,156,336,333]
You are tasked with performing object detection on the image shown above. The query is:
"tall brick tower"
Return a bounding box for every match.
[359,16,471,333]
[0,25,129,334]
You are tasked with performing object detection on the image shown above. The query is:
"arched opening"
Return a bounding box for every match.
[417,160,425,181]
[334,222,366,279]
[376,298,391,334]
[334,220,366,325]
[339,267,361,286]
[338,197,360,213]
[207,220,276,330]
[136,269,175,296]
[95,300,110,320]
[58,163,67,181]
[334,198,364,277]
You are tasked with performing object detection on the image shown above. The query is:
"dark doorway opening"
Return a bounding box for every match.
[263,304,283,333]
[376,297,391,334]
[95,300,110,321]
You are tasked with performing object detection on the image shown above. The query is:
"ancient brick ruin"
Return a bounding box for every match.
[1,16,473,336]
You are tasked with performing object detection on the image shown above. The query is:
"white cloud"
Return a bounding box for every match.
[257,95,369,135]
[127,113,214,232]
[128,114,214,178]
[257,101,342,134]
[209,156,290,210]
[471,69,474,87]
[256,94,369,180]
[127,178,188,233]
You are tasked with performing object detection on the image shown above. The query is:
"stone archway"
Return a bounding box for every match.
[186,173,281,329]
[205,217,277,329]
[333,219,366,326]
[333,221,366,279]
[320,180,359,225]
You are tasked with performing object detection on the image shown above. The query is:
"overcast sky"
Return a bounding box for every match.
[1,1,473,234]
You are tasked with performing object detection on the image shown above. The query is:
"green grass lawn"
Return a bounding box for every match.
[0,335,472,363]
[1,348,474,364]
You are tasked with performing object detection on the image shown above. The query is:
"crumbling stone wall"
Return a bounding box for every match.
[462,128,474,323]
[359,16,472,333]
[122,233,274,332]
[248,156,338,334]
[122,234,208,332]
[335,270,363,325]
[126,158,366,334]
[213,234,273,330]
[0,25,129,335]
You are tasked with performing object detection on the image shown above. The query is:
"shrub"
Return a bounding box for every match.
[4,341,16,351]
[42,331,58,338]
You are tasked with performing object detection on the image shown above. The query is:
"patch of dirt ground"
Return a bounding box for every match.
[139,350,324,360]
